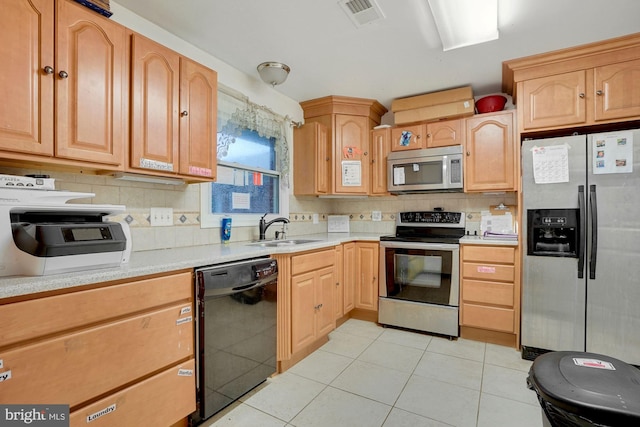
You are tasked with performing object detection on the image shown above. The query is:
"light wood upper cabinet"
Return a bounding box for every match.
[179,57,217,179]
[0,0,125,167]
[594,59,640,122]
[426,119,463,148]
[130,34,180,175]
[390,124,426,151]
[294,122,330,195]
[334,114,370,194]
[503,33,640,132]
[130,34,217,180]
[0,0,54,156]
[520,71,587,130]
[56,0,126,166]
[370,127,390,195]
[297,96,387,196]
[464,110,516,193]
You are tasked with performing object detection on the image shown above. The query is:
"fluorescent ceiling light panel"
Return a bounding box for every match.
[428,0,498,51]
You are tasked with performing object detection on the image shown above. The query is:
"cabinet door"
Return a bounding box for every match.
[343,242,356,313]
[334,114,369,194]
[464,111,516,192]
[290,272,317,354]
[55,0,126,166]
[179,57,217,179]
[521,71,586,130]
[594,59,640,122]
[427,119,462,148]
[0,0,54,156]
[390,124,426,151]
[370,127,390,195]
[355,242,378,311]
[294,122,330,195]
[130,33,180,174]
[316,265,336,337]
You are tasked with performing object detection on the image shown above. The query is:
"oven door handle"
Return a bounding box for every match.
[379,241,460,251]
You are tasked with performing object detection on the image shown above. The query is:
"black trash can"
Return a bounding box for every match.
[527,351,640,427]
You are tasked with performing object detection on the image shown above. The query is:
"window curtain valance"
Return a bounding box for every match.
[217,85,291,187]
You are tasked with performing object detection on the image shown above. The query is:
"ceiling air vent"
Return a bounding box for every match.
[339,0,386,28]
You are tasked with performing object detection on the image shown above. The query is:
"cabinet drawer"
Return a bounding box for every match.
[0,303,194,407]
[462,246,515,264]
[0,272,192,347]
[462,262,514,282]
[69,359,195,426]
[462,304,514,332]
[462,279,514,307]
[292,249,335,275]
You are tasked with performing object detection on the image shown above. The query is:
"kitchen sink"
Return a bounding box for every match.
[247,239,321,247]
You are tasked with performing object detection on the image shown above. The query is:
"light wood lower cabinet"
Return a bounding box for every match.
[275,248,335,371]
[0,271,195,424]
[69,359,195,427]
[355,242,379,312]
[460,244,520,348]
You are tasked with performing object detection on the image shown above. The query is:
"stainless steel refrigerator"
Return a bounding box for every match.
[521,129,640,365]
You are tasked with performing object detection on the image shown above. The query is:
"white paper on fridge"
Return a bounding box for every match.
[592,131,633,174]
[531,144,570,184]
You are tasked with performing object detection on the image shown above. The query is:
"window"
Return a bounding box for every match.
[200,87,290,229]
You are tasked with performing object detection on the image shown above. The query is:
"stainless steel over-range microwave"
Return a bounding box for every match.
[387,145,463,193]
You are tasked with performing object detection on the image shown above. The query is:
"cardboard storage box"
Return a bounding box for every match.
[391,86,473,112]
[394,99,475,124]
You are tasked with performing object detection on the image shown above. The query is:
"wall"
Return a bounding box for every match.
[0,3,516,252]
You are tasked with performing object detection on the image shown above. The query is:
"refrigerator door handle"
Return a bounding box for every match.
[589,184,598,279]
[578,185,585,279]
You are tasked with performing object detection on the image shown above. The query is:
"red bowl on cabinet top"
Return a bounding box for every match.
[476,95,507,113]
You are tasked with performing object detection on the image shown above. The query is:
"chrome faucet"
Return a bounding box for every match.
[259,213,290,240]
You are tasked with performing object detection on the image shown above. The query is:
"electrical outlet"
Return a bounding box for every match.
[372,211,382,221]
[312,213,319,224]
[150,207,173,226]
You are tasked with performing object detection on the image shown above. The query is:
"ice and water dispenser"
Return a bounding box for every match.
[527,209,579,257]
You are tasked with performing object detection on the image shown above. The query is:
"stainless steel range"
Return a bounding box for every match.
[379,211,465,337]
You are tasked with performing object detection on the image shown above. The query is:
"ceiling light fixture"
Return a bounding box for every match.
[257,62,291,86]
[427,0,498,51]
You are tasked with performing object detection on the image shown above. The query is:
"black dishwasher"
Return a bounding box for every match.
[193,257,278,423]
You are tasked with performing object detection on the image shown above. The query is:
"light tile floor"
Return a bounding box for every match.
[202,319,544,427]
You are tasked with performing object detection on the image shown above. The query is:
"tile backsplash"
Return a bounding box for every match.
[1,167,516,252]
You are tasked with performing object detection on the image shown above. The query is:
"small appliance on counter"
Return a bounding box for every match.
[0,186,131,277]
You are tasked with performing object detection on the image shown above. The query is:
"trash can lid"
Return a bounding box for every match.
[528,351,640,425]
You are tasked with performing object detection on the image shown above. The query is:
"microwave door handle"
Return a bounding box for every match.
[442,155,449,187]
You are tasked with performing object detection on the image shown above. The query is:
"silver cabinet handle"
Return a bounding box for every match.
[596,90,604,96]
[58,71,68,79]
[43,66,54,74]
[181,111,189,117]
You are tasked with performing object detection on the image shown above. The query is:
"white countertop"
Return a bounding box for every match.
[0,233,382,300]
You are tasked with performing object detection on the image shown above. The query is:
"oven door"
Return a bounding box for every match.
[379,241,459,307]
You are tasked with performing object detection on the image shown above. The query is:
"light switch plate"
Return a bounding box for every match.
[150,207,173,226]
[312,213,319,224]
[372,211,382,221]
